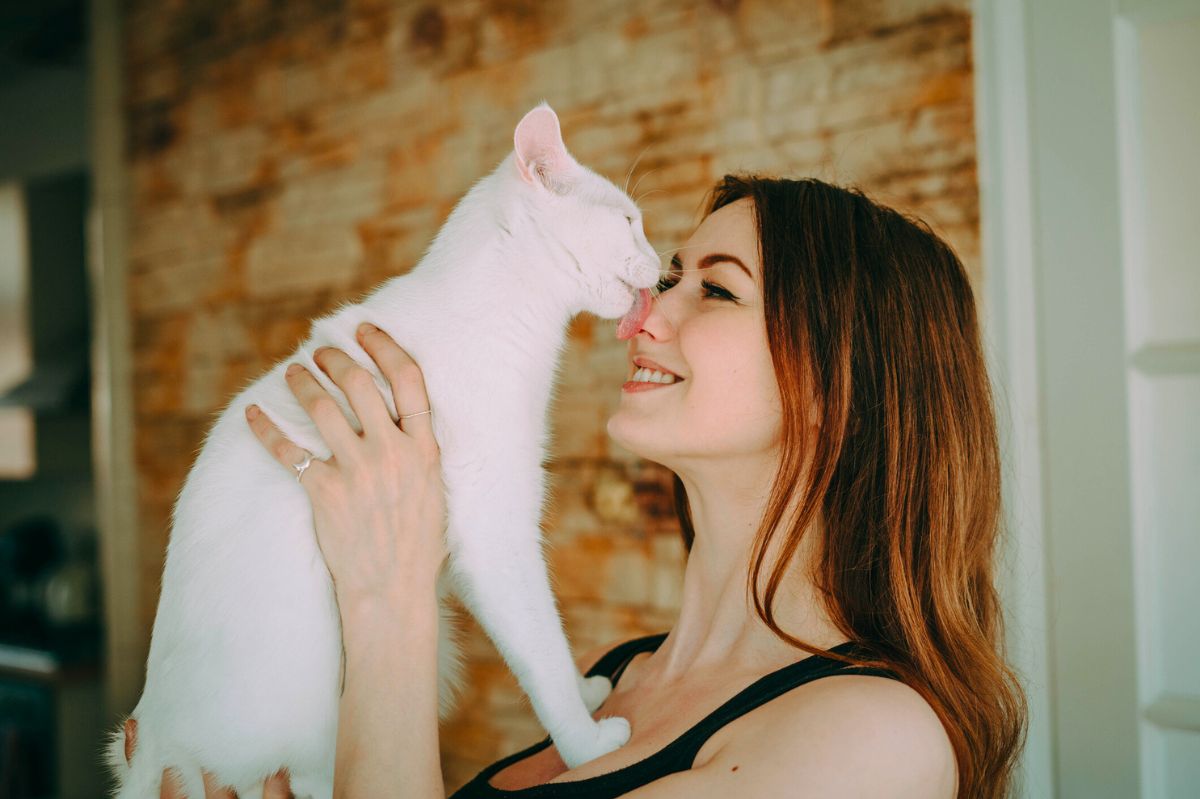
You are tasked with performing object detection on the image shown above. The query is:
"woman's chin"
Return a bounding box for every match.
[606,418,665,460]
[605,415,640,450]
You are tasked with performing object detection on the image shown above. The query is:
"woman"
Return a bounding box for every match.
[128,175,1027,798]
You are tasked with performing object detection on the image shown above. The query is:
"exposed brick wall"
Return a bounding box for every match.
[121,0,977,790]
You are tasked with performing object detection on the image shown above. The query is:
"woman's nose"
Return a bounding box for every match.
[633,290,677,339]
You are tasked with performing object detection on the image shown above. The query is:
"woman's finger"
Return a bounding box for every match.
[245,404,334,486]
[161,768,185,799]
[202,770,238,798]
[263,768,294,799]
[356,323,437,449]
[283,363,362,464]
[124,717,137,763]
[311,346,396,441]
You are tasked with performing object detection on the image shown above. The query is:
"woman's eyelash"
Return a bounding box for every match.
[653,276,736,300]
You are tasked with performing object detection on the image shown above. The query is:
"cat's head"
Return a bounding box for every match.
[509,102,661,323]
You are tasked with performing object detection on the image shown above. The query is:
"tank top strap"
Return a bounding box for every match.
[584,632,670,685]
[652,642,903,772]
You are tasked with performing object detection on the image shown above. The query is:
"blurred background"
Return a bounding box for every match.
[0,0,1196,796]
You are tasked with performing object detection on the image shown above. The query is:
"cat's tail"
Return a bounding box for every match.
[102,711,205,799]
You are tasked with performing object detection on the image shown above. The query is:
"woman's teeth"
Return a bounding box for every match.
[631,368,677,384]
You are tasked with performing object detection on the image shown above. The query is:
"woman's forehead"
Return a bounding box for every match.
[681,199,759,274]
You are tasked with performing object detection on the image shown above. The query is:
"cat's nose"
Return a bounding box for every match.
[633,257,660,287]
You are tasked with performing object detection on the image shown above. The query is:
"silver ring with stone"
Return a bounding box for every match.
[293,452,314,482]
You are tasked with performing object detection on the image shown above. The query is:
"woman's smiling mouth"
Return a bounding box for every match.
[622,367,684,392]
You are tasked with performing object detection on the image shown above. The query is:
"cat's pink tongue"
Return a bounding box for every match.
[617,288,652,340]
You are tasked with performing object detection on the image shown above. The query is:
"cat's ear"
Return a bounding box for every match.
[513,102,574,192]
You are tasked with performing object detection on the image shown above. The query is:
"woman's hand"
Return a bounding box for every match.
[246,322,448,609]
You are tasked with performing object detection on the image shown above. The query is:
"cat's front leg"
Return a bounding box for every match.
[443,459,631,769]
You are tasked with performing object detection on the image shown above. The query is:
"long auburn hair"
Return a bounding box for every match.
[669,175,1027,798]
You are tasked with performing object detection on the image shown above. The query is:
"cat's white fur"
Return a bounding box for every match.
[103,102,662,798]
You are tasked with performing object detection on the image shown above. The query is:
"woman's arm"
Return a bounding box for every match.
[337,591,445,799]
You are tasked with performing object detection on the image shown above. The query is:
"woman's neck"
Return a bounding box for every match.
[643,474,847,687]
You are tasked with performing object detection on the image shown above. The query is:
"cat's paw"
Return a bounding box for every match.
[578,673,613,714]
[556,715,632,770]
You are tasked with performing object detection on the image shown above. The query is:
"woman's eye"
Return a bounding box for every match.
[654,276,735,301]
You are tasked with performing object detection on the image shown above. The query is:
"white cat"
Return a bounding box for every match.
[103,102,660,798]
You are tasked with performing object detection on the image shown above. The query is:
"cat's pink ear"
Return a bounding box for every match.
[514,102,573,190]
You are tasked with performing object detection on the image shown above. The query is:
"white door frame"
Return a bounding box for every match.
[975,0,1200,796]
[976,0,1142,794]
[973,1,1056,795]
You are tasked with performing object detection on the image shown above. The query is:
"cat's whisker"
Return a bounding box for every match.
[654,243,707,263]
[630,167,662,202]
[624,144,653,195]
[634,188,666,205]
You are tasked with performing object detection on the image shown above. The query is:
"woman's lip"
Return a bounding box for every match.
[630,358,682,378]
[621,379,683,393]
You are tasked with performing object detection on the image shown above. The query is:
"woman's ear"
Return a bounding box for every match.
[513,101,575,191]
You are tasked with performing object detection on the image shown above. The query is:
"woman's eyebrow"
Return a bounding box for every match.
[669,253,753,280]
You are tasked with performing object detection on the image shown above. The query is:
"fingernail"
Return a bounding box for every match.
[357,322,377,339]
[123,717,136,764]
[313,346,330,359]
[286,363,303,376]
[245,404,259,419]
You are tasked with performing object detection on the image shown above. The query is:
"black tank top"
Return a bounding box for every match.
[449,632,901,797]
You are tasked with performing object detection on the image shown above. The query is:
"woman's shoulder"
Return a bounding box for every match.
[705,670,958,797]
